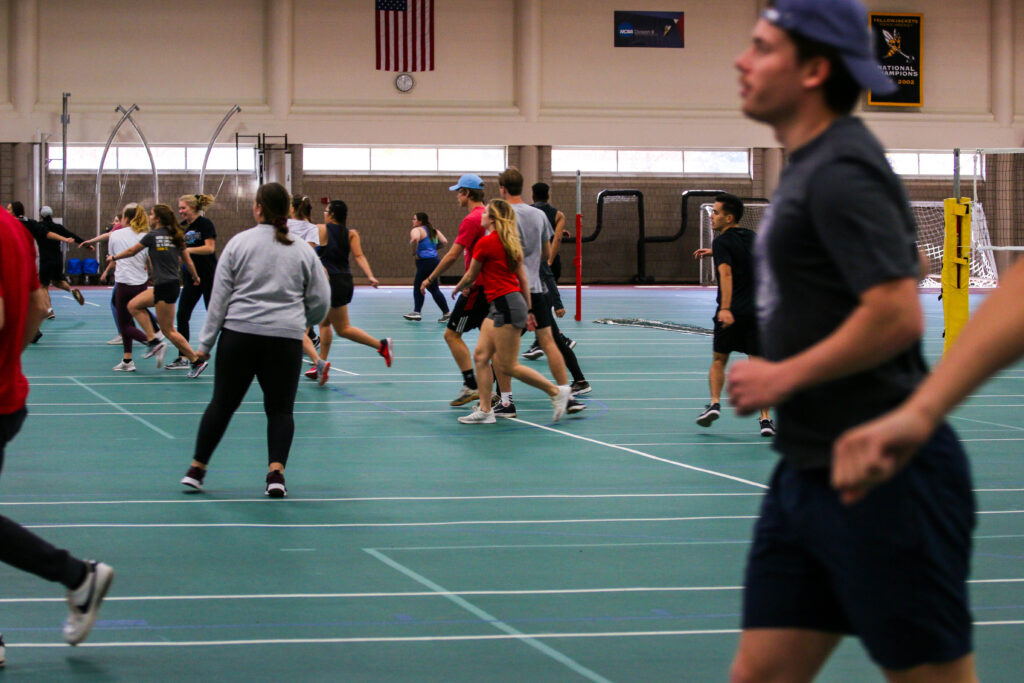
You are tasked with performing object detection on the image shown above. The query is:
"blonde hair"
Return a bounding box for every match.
[487,199,522,271]
[126,204,149,234]
[178,193,215,213]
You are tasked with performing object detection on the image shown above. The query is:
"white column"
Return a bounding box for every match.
[990,0,1013,127]
[265,0,293,119]
[10,0,38,115]
[515,0,541,122]
[762,148,784,199]
[519,146,540,195]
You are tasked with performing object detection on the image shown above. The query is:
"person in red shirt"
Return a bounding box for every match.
[449,199,571,424]
[0,209,113,651]
[420,174,489,407]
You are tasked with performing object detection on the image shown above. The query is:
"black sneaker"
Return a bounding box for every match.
[31,331,43,344]
[0,632,5,668]
[493,401,517,418]
[570,380,592,396]
[63,560,114,645]
[266,470,287,498]
[522,343,544,360]
[567,398,587,414]
[696,403,721,427]
[760,419,776,437]
[181,466,206,491]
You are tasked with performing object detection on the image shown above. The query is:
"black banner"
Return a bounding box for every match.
[614,11,684,48]
[868,13,923,107]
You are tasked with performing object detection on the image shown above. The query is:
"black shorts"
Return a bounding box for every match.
[712,312,759,355]
[488,292,529,329]
[153,281,180,305]
[530,291,554,329]
[447,286,489,334]
[329,272,354,308]
[742,424,975,670]
[38,261,65,287]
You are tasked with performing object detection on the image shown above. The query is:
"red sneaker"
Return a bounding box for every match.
[378,338,393,367]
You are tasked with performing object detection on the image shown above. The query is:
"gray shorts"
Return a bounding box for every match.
[487,292,529,329]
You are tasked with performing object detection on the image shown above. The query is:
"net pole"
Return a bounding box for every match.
[942,197,971,354]
[575,169,582,321]
[953,147,960,201]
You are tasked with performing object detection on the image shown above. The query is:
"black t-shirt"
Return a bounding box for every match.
[711,228,756,317]
[140,227,183,285]
[183,216,217,277]
[756,116,927,469]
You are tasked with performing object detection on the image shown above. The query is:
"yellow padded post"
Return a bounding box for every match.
[942,197,971,354]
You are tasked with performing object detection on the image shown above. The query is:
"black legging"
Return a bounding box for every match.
[176,272,214,342]
[412,257,449,314]
[1,409,86,590]
[192,329,303,467]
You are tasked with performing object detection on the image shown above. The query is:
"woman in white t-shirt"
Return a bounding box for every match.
[287,196,320,248]
[106,207,158,371]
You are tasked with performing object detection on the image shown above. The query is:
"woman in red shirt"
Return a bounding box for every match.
[450,199,571,424]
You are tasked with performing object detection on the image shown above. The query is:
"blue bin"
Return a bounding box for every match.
[83,259,100,275]
[66,258,83,275]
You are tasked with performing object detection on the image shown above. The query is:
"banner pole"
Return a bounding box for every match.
[575,170,582,322]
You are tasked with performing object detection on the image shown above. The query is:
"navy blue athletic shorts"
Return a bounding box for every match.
[447,285,489,334]
[742,423,975,670]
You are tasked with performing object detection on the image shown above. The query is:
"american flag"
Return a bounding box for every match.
[376,0,434,72]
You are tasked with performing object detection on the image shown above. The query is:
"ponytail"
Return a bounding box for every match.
[179,193,215,213]
[272,216,292,245]
[256,182,294,246]
[415,211,436,242]
[152,204,186,250]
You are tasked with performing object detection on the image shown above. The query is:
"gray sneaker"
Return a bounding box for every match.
[164,357,191,370]
[187,360,209,379]
[450,385,479,407]
[142,340,166,360]
[437,312,451,323]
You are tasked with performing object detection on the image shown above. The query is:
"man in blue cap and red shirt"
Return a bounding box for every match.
[726,1,977,681]
[421,174,489,406]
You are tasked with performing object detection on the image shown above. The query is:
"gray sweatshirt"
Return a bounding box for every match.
[197,224,330,353]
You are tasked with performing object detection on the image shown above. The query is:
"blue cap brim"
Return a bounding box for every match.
[841,53,898,95]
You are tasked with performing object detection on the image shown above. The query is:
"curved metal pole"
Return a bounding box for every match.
[200,105,242,193]
[116,105,159,204]
[95,104,138,237]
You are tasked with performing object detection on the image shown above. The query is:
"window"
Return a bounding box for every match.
[551,148,750,176]
[48,145,255,172]
[302,146,506,173]
[885,151,980,178]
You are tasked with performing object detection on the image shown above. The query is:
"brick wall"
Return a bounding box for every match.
[0,144,13,204]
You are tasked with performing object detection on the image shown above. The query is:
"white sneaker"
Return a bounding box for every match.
[64,561,114,645]
[142,340,167,360]
[112,360,136,372]
[106,335,123,345]
[551,386,571,421]
[403,312,422,321]
[458,409,496,424]
[155,343,167,368]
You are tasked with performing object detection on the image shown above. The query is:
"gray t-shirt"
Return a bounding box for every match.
[139,227,183,285]
[511,203,553,293]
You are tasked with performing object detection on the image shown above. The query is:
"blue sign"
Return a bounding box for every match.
[614,11,684,48]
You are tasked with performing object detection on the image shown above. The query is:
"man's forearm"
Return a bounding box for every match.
[22,288,47,349]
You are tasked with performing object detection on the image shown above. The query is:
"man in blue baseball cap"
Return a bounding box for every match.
[421,174,490,406]
[726,1,977,681]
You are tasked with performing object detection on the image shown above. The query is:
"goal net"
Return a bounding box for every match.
[698,201,999,286]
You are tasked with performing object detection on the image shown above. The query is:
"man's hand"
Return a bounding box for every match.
[832,408,932,505]
[369,276,380,288]
[196,351,211,362]
[727,358,792,416]
[717,309,735,327]
[693,248,712,260]
[526,312,537,332]
[420,278,434,294]
[555,308,566,318]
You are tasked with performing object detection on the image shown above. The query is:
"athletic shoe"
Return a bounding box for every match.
[63,561,114,646]
[458,409,496,424]
[378,338,393,367]
[303,366,318,380]
[493,401,517,418]
[181,466,205,491]
[567,398,587,414]
[450,386,479,407]
[403,312,422,321]
[154,343,167,368]
[46,309,55,320]
[522,343,544,360]
[312,336,320,353]
[106,334,123,345]
[164,357,190,370]
[570,380,592,396]
[760,419,776,438]
[187,360,208,379]
[437,312,451,323]
[696,403,721,427]
[265,470,287,498]
[565,337,577,350]
[142,340,167,360]
[316,360,330,386]
[31,331,42,344]
[72,288,85,306]
[551,386,571,421]
[1,632,6,668]
[112,360,136,372]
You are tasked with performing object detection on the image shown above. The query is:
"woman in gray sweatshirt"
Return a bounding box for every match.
[180,182,330,498]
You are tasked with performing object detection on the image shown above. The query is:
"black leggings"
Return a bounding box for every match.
[193,329,303,468]
[177,273,214,342]
[1,409,87,589]
[412,257,449,314]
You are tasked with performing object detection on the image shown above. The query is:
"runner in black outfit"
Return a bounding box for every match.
[166,193,217,370]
